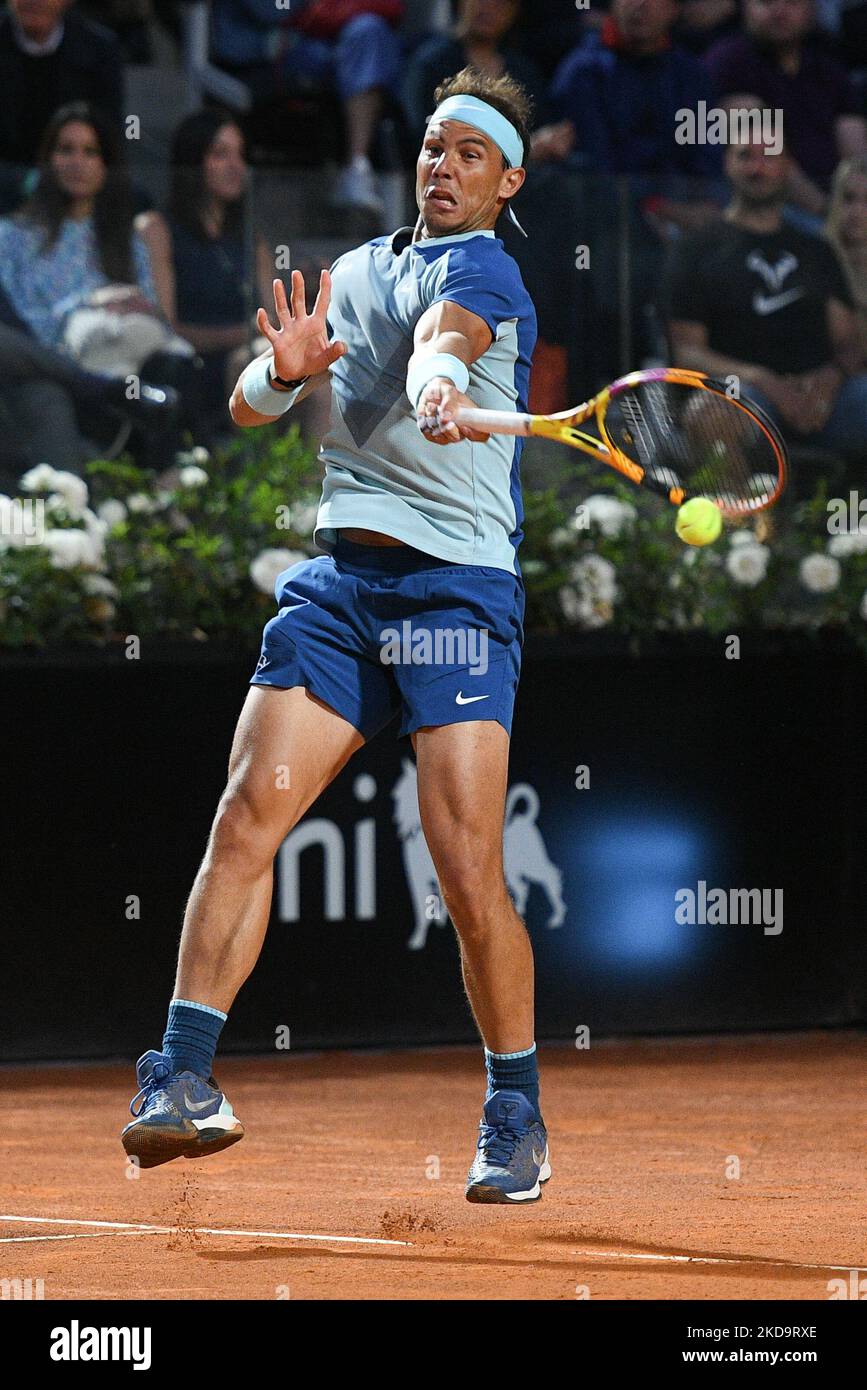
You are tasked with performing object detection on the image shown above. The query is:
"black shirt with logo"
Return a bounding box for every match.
[665,221,853,374]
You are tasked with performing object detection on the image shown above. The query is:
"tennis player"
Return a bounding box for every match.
[122,69,549,1203]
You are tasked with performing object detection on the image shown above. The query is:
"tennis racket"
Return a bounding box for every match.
[455,368,787,516]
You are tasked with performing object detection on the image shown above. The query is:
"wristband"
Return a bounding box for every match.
[406,352,470,410]
[241,356,306,416]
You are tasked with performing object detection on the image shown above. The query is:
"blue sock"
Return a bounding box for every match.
[485,1044,542,1123]
[162,999,227,1078]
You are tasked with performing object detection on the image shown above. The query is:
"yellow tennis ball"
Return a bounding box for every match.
[675,497,722,547]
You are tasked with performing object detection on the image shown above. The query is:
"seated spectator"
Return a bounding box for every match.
[211,0,403,215]
[510,0,587,78]
[532,0,724,233]
[403,0,548,145]
[0,1,123,173]
[706,0,867,220]
[0,103,182,470]
[78,1,153,62]
[674,0,740,53]
[666,134,867,458]
[825,156,867,358]
[136,109,275,418]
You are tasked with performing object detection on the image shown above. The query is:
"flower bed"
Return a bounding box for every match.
[1,431,865,650]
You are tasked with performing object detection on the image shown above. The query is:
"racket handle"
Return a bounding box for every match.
[453,407,533,437]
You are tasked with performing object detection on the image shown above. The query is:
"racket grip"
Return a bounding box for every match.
[453,407,533,437]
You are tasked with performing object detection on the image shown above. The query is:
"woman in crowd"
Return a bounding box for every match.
[0,101,179,471]
[826,156,867,359]
[136,109,274,420]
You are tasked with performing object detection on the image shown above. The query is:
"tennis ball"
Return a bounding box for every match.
[675,497,722,547]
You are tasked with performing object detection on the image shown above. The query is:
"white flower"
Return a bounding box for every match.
[828,526,867,558]
[42,528,102,569]
[82,574,118,598]
[288,501,319,537]
[828,533,856,558]
[748,473,777,504]
[574,494,637,539]
[98,498,127,527]
[860,590,867,621]
[127,492,158,514]
[550,527,573,548]
[799,553,841,594]
[559,586,613,628]
[730,529,758,547]
[47,470,88,515]
[522,559,546,577]
[570,553,618,602]
[178,465,208,489]
[176,446,210,467]
[249,548,306,594]
[20,464,59,493]
[725,542,770,587]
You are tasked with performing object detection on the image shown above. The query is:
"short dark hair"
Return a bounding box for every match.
[432,67,533,167]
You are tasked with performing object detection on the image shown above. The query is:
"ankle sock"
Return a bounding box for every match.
[485,1043,541,1123]
[162,998,226,1078]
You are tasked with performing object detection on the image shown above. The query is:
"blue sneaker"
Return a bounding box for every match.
[121,1050,244,1169]
[465,1090,551,1204]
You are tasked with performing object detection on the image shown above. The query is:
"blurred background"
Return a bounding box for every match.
[0,0,865,1059]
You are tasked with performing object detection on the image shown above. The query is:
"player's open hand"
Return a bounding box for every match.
[256,270,347,382]
[417,379,490,445]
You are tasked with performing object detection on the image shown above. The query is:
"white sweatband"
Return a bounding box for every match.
[406,352,470,410]
[241,356,305,415]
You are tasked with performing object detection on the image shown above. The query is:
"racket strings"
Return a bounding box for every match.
[605,383,781,512]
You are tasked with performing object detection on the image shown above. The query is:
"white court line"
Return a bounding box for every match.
[573,1248,865,1273]
[0,1213,411,1248]
[0,1230,164,1245]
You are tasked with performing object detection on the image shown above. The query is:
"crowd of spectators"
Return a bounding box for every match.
[2,0,867,483]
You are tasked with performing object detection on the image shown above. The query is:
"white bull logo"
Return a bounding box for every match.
[392,759,566,950]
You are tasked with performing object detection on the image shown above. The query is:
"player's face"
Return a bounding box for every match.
[417,119,516,235]
[49,121,107,202]
[725,140,790,204]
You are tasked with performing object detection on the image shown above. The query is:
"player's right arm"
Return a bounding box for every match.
[229,269,347,427]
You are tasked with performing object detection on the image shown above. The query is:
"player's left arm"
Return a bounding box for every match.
[408,300,493,445]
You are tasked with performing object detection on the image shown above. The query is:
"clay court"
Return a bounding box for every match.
[2,1029,864,1301]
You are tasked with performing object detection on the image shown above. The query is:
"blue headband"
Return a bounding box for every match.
[428,94,527,236]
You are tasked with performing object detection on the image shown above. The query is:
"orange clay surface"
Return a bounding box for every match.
[1,1031,864,1300]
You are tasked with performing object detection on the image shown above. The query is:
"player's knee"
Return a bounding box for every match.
[209,786,272,866]
[438,853,506,931]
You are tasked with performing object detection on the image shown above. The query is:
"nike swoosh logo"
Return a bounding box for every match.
[455,692,490,705]
[752,288,804,315]
[185,1095,217,1113]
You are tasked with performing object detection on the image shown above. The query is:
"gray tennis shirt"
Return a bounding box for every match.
[314,225,537,575]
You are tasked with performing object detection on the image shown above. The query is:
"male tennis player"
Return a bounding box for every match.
[122,70,549,1203]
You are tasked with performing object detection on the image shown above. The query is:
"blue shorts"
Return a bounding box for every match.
[250,538,525,740]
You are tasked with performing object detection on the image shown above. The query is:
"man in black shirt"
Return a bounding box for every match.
[666,133,867,453]
[0,0,123,169]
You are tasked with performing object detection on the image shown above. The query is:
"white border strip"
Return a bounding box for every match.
[0,1213,411,1248]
